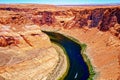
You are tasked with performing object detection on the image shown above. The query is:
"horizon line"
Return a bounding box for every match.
[0,3,120,5]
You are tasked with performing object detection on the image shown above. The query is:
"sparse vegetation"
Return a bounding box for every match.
[43,31,95,80]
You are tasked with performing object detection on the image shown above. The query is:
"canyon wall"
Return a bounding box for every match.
[0,5,120,80]
[0,6,120,39]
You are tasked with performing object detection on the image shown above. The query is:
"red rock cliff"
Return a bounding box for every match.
[0,6,120,38]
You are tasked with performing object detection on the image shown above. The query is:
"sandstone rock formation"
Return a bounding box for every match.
[0,5,120,39]
[0,4,119,80]
[0,24,67,80]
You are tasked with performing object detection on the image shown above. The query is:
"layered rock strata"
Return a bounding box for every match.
[0,4,119,80]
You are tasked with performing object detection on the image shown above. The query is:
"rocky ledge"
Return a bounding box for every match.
[0,5,120,39]
[0,4,119,80]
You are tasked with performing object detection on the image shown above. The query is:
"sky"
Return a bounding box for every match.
[0,0,120,5]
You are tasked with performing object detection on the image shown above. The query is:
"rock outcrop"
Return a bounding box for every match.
[0,4,120,80]
[0,5,120,39]
[0,25,62,80]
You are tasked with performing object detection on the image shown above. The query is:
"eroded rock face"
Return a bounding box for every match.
[0,6,120,44]
[0,6,120,37]
[41,11,55,25]
[0,24,60,80]
[89,8,104,27]
[0,53,12,66]
[0,5,119,80]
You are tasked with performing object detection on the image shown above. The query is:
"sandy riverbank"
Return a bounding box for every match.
[47,43,69,80]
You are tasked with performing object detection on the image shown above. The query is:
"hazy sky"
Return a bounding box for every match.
[0,0,120,5]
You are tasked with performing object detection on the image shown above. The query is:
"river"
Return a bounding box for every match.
[43,31,90,80]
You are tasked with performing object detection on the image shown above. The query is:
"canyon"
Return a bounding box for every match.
[0,4,120,80]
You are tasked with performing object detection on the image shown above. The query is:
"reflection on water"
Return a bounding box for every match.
[43,31,89,80]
